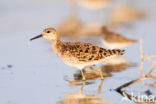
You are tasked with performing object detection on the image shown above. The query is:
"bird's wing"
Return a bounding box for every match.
[106,32,137,43]
[61,42,124,62]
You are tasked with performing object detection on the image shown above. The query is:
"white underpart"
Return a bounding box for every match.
[102,40,130,49]
[103,57,128,65]
[63,55,117,69]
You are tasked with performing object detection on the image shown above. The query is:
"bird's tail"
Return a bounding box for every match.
[107,49,125,56]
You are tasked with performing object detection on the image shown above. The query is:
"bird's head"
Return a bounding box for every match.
[30,27,57,41]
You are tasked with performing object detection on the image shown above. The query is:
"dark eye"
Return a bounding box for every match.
[47,31,50,33]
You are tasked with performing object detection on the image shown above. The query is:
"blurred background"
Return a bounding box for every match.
[0,0,156,104]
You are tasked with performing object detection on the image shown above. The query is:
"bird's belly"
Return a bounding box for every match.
[102,40,129,49]
[62,59,104,69]
[60,57,88,69]
[59,54,115,69]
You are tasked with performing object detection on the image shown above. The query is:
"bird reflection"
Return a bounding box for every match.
[57,91,109,104]
[73,67,111,81]
[107,5,145,28]
[102,57,137,73]
[69,79,94,86]
[68,67,111,92]
[68,58,135,87]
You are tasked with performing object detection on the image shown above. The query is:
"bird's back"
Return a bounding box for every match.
[102,26,137,43]
[105,32,128,42]
[56,42,124,64]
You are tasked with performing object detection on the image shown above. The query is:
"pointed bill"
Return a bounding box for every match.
[30,34,42,41]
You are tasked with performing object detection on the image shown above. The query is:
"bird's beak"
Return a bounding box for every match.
[30,34,43,41]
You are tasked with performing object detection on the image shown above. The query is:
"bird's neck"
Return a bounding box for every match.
[103,30,110,35]
[102,27,111,35]
[50,38,63,54]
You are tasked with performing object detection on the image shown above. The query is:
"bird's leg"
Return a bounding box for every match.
[93,65,104,80]
[80,69,86,81]
[80,80,86,93]
[98,79,104,94]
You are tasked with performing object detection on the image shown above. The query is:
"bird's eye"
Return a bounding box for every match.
[47,31,50,33]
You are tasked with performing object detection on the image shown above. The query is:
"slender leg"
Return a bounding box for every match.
[93,65,104,80]
[80,69,86,81]
[98,79,104,94]
[80,80,86,93]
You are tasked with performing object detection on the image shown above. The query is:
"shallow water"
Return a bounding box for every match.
[0,0,156,104]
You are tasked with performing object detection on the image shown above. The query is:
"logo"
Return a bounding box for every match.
[121,92,155,103]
